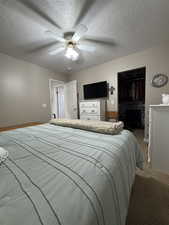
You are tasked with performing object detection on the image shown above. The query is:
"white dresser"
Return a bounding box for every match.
[79,100,106,121]
[148,105,169,173]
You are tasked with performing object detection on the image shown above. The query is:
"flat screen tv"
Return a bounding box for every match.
[83,81,108,99]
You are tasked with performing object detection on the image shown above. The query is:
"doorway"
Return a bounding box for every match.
[49,79,78,119]
[118,67,146,130]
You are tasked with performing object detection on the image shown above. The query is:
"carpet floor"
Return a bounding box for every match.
[126,129,169,225]
[126,169,169,225]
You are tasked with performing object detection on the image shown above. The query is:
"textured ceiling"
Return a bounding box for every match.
[0,0,169,75]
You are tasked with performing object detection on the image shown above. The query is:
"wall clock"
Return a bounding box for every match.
[151,74,168,88]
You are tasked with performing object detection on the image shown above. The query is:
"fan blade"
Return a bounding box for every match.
[77,44,95,52]
[48,47,65,55]
[45,31,66,43]
[12,0,62,31]
[84,36,115,46]
[74,0,96,26]
[18,0,61,27]
[28,41,59,54]
[72,24,88,42]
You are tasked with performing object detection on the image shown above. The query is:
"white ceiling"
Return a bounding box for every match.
[0,0,169,75]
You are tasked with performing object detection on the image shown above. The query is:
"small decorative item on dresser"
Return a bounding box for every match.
[151,74,168,88]
[162,94,169,105]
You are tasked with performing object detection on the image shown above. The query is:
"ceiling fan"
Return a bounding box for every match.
[45,24,95,61]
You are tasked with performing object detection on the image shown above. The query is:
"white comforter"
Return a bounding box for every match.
[0,124,143,225]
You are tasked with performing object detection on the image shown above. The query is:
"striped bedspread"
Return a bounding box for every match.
[0,124,143,225]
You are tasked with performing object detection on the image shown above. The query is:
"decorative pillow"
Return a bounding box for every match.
[50,119,124,135]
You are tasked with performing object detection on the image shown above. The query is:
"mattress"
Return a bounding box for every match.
[0,124,143,225]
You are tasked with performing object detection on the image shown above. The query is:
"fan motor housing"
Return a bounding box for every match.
[64,31,74,40]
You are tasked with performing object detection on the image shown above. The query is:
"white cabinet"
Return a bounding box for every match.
[80,100,106,121]
[148,105,169,173]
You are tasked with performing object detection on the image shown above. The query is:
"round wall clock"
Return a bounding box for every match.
[151,74,168,88]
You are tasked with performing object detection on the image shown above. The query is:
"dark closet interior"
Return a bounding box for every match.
[118,67,145,130]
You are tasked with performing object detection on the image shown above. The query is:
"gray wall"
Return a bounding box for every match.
[0,52,67,128]
[69,42,169,139]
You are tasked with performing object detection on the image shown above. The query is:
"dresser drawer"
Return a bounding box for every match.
[80,115,101,121]
[80,101,99,108]
[80,107,99,115]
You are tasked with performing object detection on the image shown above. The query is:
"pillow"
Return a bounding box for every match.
[50,119,124,135]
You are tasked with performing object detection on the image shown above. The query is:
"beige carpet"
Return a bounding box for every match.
[126,130,169,225]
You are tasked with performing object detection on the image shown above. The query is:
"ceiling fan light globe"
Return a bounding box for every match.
[65,47,79,61]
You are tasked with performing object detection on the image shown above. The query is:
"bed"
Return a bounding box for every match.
[0,123,143,225]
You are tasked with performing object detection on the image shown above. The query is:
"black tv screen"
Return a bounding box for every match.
[83,81,108,99]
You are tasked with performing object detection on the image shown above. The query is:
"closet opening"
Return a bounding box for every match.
[118,67,146,130]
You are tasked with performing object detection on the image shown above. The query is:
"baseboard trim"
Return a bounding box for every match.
[0,122,44,132]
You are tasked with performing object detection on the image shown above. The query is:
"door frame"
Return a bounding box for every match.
[117,67,146,130]
[49,79,65,118]
[64,80,78,119]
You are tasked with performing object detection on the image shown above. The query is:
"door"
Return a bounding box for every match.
[64,80,78,119]
[49,79,65,118]
[56,86,65,118]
